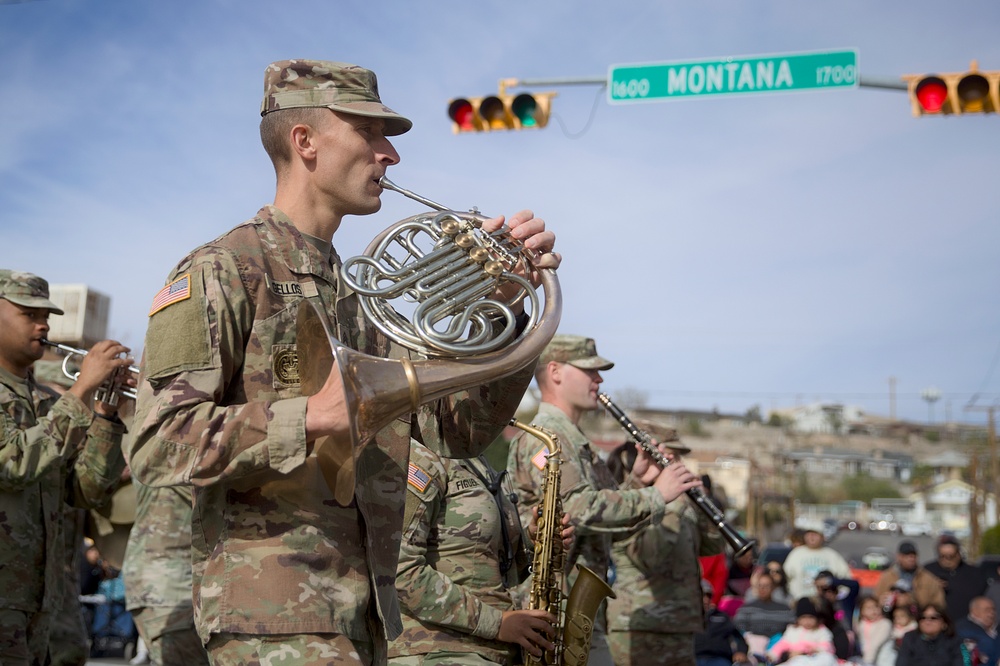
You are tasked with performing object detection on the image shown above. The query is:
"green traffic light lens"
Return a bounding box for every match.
[511,93,538,127]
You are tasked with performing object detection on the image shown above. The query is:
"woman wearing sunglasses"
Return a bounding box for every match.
[896,602,962,666]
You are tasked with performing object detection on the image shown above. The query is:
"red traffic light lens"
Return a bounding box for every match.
[511,94,538,127]
[915,77,948,113]
[448,99,475,131]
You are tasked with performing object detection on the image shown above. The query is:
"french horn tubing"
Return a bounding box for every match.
[296,177,562,457]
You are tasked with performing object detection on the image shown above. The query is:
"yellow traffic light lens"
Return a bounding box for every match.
[479,96,509,130]
[958,74,990,112]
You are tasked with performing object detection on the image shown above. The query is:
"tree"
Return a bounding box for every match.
[981,524,1000,556]
[795,472,821,504]
[840,473,901,505]
[745,404,762,423]
[613,387,648,411]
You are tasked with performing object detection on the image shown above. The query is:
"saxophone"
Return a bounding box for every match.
[509,419,616,666]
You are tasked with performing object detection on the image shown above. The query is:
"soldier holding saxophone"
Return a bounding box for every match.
[507,335,701,665]
[389,437,571,666]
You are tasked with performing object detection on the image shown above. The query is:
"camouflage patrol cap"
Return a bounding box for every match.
[260,59,412,136]
[0,269,64,314]
[635,418,691,454]
[539,334,613,371]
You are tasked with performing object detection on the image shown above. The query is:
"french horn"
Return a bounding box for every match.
[296,177,561,500]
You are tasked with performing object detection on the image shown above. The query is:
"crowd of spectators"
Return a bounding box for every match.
[692,529,999,666]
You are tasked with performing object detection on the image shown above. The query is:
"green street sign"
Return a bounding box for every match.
[608,49,858,104]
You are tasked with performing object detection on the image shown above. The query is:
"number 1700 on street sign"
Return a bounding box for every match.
[609,49,858,103]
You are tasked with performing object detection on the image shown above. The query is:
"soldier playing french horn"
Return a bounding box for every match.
[127,58,560,666]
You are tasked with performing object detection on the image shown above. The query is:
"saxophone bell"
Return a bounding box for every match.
[509,419,615,666]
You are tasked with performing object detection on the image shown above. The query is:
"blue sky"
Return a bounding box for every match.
[2,0,999,425]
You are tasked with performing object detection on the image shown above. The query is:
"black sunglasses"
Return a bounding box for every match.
[920,614,942,620]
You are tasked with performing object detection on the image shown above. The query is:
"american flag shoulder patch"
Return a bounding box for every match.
[149,274,192,316]
[407,462,432,492]
[531,446,551,471]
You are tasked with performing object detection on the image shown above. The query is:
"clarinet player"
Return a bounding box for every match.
[507,334,700,665]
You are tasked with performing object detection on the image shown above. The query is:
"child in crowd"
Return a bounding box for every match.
[874,603,918,666]
[767,597,837,666]
[855,594,892,664]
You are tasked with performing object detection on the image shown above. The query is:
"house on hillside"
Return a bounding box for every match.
[910,478,996,535]
[923,450,969,484]
[699,456,751,512]
[768,402,866,435]
[779,446,914,482]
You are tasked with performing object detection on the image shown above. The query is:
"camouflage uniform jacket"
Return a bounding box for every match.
[122,481,195,613]
[128,206,533,654]
[606,492,725,634]
[507,402,667,621]
[0,365,126,613]
[389,441,530,663]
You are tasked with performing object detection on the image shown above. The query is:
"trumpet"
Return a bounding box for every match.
[597,392,755,559]
[42,340,138,406]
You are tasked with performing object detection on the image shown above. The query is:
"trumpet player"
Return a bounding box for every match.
[507,335,702,665]
[128,59,559,665]
[0,269,132,665]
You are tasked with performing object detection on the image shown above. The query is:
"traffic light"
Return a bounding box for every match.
[447,91,556,133]
[902,61,1000,117]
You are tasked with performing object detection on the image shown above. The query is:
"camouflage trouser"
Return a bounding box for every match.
[0,609,51,666]
[206,632,374,666]
[132,606,210,666]
[47,600,89,666]
[389,653,508,666]
[606,630,695,666]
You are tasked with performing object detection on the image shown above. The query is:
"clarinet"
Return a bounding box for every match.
[597,392,755,558]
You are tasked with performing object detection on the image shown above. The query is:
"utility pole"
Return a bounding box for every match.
[746,458,758,544]
[970,453,982,560]
[965,405,998,495]
[888,377,897,421]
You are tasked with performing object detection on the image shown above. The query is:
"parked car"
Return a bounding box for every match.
[840,519,860,531]
[901,520,933,536]
[756,543,792,567]
[861,546,892,570]
[869,517,898,532]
